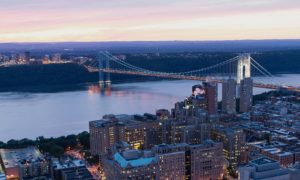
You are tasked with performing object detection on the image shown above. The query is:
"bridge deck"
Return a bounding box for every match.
[86,67,300,92]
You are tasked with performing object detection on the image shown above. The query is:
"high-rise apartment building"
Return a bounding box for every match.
[89,114,161,157]
[154,144,186,179]
[239,78,253,113]
[211,127,246,170]
[222,78,236,114]
[203,82,218,115]
[153,140,224,180]
[103,140,224,180]
[189,140,224,180]
[89,115,120,156]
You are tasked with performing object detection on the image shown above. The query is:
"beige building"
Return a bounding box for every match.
[89,114,161,157]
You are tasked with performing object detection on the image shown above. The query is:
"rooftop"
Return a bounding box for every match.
[0,146,45,168]
[60,165,94,180]
[248,157,289,179]
[113,151,157,168]
[90,114,157,128]
[251,157,276,166]
[52,158,85,170]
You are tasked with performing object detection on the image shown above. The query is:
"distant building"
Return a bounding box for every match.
[24,51,30,64]
[240,78,253,113]
[156,109,170,120]
[51,158,93,180]
[115,55,126,60]
[52,53,61,62]
[42,55,51,64]
[239,157,290,180]
[222,78,236,114]
[203,82,218,115]
[0,147,50,180]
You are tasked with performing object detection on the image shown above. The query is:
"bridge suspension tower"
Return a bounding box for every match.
[97,52,111,87]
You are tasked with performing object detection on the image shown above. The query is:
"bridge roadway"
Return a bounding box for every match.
[86,67,300,93]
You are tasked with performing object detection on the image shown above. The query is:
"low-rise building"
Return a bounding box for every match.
[239,157,290,180]
[249,141,296,167]
[51,158,93,180]
[0,147,49,180]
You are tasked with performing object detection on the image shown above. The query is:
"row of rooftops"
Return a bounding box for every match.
[253,97,300,117]
[250,141,300,157]
[241,119,300,144]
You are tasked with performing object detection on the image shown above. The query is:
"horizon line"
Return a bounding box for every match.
[1,38,300,44]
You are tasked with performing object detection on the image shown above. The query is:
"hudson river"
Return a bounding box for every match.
[0,74,299,142]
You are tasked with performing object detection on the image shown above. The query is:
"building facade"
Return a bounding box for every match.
[239,78,253,113]
[222,78,236,114]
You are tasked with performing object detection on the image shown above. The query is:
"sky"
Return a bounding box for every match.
[1,0,300,42]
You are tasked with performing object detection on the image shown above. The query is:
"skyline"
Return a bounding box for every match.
[1,0,300,42]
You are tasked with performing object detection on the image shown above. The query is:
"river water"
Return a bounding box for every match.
[0,74,299,142]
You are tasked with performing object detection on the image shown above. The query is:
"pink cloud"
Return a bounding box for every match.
[0,0,300,42]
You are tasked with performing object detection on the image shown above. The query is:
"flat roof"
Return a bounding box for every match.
[251,157,276,165]
[90,114,156,128]
[114,152,156,168]
[52,158,85,170]
[0,146,44,168]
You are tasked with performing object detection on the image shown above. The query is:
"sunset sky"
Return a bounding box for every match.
[1,0,300,42]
